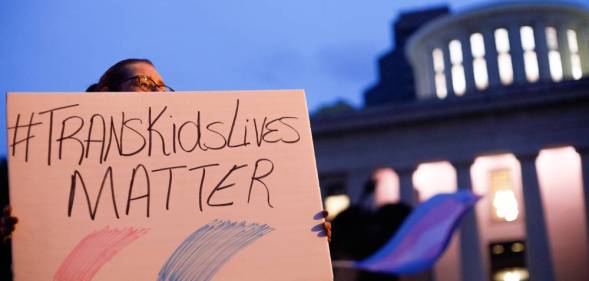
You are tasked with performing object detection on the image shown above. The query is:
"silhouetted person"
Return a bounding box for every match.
[330,179,412,281]
[0,159,14,280]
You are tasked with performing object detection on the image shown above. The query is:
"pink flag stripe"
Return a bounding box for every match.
[53,227,149,281]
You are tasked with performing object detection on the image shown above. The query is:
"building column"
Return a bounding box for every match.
[557,24,573,80]
[419,48,435,99]
[483,27,501,88]
[452,160,487,281]
[517,153,556,281]
[534,23,552,81]
[461,34,476,94]
[576,147,589,256]
[509,24,526,84]
[397,167,418,207]
[398,164,433,281]
[577,26,589,78]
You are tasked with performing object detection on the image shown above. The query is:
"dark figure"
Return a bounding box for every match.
[0,159,14,280]
[330,179,412,281]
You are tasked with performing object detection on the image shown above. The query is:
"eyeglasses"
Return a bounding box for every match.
[122,75,175,92]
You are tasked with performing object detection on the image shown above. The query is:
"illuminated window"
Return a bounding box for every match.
[432,48,447,98]
[511,242,525,253]
[495,28,513,85]
[470,33,489,90]
[490,169,519,222]
[324,194,350,220]
[520,26,539,82]
[567,29,583,80]
[546,26,563,81]
[492,244,505,255]
[449,39,466,95]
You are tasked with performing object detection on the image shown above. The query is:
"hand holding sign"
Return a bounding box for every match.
[0,206,17,242]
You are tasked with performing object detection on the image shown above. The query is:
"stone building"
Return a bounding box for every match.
[313,2,589,281]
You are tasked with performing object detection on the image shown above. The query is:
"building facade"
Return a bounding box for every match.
[313,2,589,281]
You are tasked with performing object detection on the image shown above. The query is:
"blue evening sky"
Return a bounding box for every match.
[1,0,585,157]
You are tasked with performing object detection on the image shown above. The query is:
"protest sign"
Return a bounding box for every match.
[6,90,332,281]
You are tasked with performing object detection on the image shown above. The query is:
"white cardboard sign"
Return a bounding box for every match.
[6,91,332,281]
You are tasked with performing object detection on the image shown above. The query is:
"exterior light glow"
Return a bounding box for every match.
[324,194,350,220]
[492,244,505,255]
[503,271,522,281]
[490,169,519,222]
[493,190,519,222]
[494,268,529,281]
[511,242,525,253]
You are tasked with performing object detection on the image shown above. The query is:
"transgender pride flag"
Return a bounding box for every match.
[355,190,481,275]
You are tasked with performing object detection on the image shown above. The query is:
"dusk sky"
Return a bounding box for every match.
[2,0,585,157]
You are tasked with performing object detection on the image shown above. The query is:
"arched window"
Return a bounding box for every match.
[432,48,447,98]
[520,26,539,82]
[470,33,489,90]
[449,39,466,95]
[495,28,514,85]
[567,29,583,80]
[546,26,563,82]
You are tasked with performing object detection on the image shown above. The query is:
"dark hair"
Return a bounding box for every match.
[94,58,154,91]
[85,83,99,92]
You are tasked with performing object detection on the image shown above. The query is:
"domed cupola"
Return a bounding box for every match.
[406,1,589,100]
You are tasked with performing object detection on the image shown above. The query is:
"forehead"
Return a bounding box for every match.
[124,62,163,81]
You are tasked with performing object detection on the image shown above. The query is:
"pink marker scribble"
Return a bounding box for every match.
[54,227,149,281]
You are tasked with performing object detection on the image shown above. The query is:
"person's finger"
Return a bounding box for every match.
[311,223,325,232]
[314,210,330,220]
[3,206,11,216]
[323,222,332,242]
[6,216,18,225]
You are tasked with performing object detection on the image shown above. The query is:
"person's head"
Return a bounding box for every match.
[92,58,173,92]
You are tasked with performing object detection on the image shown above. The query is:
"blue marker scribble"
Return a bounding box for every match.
[158,220,274,281]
